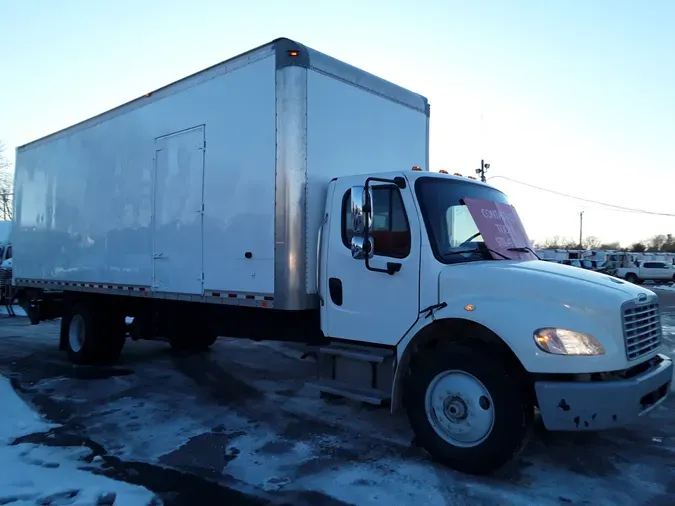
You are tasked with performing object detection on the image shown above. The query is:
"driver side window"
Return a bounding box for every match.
[342,186,411,258]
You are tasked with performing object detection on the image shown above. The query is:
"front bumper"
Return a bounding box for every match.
[535,354,673,431]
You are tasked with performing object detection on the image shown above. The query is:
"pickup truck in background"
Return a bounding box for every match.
[618,261,675,284]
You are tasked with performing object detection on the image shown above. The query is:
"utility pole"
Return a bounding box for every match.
[579,211,584,249]
[475,160,490,183]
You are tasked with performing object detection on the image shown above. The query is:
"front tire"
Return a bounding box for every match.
[404,345,533,475]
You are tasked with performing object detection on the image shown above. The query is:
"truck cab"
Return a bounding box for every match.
[316,169,672,474]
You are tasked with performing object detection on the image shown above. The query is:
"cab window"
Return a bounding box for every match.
[342,186,411,258]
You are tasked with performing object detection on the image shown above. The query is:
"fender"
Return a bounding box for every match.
[389,290,626,413]
[390,304,523,413]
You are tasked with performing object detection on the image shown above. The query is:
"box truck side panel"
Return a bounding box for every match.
[304,70,429,295]
[14,54,276,294]
[202,60,276,295]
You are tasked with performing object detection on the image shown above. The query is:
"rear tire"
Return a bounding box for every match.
[61,302,126,365]
[169,332,218,351]
[625,273,639,284]
[404,345,533,475]
[167,313,218,351]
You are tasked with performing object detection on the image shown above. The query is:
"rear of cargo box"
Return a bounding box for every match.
[12,38,428,313]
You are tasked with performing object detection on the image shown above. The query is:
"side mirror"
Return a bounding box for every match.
[349,185,373,235]
[351,236,374,260]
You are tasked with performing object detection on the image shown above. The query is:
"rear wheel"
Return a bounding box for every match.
[404,345,533,475]
[61,301,126,365]
[625,273,639,284]
[166,312,218,351]
[169,332,218,351]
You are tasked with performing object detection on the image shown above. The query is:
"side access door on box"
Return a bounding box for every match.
[322,177,422,346]
[152,126,205,295]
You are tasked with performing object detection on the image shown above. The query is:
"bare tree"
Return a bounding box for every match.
[535,235,579,249]
[647,234,668,252]
[582,235,602,250]
[0,142,13,220]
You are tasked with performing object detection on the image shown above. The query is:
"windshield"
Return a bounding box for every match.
[414,177,529,264]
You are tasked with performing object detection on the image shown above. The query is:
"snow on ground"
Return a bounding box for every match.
[0,375,157,505]
[653,284,675,293]
[0,305,28,316]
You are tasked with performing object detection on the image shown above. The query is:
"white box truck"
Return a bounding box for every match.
[12,38,673,475]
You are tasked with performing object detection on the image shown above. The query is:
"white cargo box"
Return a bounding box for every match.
[13,38,429,310]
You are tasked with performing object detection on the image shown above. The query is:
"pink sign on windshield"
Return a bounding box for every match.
[463,198,536,260]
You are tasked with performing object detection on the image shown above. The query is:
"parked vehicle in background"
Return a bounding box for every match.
[10,37,673,476]
[618,261,675,284]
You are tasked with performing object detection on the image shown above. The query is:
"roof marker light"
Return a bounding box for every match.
[454,172,463,177]
[412,166,422,171]
[438,169,449,174]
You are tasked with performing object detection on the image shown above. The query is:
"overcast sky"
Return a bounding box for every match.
[1,0,673,245]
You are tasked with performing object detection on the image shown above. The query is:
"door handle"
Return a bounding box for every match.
[329,278,343,306]
[153,253,167,260]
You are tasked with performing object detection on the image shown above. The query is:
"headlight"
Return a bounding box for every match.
[533,328,605,356]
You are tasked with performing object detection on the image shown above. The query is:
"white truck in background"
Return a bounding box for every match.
[12,38,673,475]
[0,221,13,304]
[618,261,675,284]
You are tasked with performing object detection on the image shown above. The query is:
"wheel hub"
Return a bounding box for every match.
[424,370,495,448]
[443,396,468,421]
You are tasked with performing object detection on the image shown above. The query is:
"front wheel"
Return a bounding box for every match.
[404,345,533,475]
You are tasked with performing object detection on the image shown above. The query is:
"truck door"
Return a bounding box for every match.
[152,126,205,294]
[323,178,421,346]
[655,262,673,280]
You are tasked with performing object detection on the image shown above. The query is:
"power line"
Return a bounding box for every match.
[487,175,675,217]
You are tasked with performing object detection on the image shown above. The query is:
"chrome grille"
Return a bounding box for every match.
[622,299,662,361]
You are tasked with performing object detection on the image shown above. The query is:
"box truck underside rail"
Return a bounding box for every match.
[12,38,672,477]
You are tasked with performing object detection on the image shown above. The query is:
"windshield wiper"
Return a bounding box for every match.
[442,248,510,260]
[442,249,483,257]
[487,248,510,260]
[508,247,541,259]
